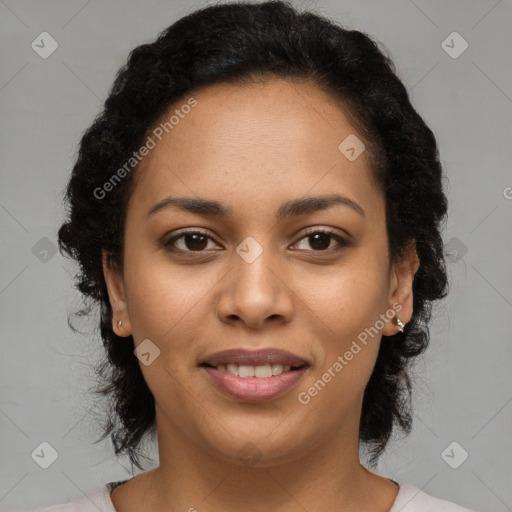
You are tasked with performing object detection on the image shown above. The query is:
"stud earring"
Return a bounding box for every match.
[395,316,405,333]
[117,320,122,332]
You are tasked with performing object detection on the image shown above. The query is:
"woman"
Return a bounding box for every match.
[37,1,479,510]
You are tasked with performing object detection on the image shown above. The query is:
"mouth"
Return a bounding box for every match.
[199,348,310,402]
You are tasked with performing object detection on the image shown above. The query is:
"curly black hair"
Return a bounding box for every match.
[57,0,448,471]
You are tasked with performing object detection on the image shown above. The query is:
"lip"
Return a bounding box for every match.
[199,348,310,402]
[200,348,309,367]
[201,365,309,402]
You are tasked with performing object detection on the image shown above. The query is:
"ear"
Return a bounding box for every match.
[102,250,131,337]
[382,240,420,336]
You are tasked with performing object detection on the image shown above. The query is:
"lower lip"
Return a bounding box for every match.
[201,366,308,402]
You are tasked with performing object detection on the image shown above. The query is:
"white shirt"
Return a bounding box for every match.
[32,480,479,512]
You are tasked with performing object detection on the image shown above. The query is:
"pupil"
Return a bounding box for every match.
[186,233,207,251]
[310,233,330,250]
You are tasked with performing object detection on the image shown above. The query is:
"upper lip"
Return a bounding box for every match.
[201,348,309,368]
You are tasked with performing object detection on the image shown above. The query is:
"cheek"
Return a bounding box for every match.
[122,249,214,347]
[301,254,389,339]
[295,253,389,395]
[122,255,214,408]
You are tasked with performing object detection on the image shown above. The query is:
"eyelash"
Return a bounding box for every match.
[162,227,351,256]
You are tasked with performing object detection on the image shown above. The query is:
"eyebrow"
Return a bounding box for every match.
[146,193,366,220]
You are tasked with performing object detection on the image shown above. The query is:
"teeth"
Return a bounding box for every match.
[227,364,238,376]
[271,363,282,375]
[215,363,296,377]
[255,364,273,378]
[238,365,254,378]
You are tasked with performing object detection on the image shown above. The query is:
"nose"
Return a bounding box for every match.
[216,247,294,330]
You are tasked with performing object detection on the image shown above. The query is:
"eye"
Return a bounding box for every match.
[292,228,351,252]
[162,230,222,253]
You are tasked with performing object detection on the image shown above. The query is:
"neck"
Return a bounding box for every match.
[125,405,398,512]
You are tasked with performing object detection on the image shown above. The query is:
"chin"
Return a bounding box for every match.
[200,425,318,468]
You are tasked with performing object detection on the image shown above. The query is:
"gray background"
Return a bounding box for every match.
[1,0,511,511]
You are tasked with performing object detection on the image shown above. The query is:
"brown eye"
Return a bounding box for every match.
[163,230,221,253]
[293,229,351,252]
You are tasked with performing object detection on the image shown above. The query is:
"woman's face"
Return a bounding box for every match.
[103,78,418,466]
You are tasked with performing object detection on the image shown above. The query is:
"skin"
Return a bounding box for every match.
[103,78,419,512]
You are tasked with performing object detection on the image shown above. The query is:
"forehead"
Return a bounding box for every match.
[128,78,383,222]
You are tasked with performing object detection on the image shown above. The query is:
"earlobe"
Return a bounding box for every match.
[102,250,132,337]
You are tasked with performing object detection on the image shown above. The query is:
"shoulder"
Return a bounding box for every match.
[391,482,478,512]
[30,483,118,512]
